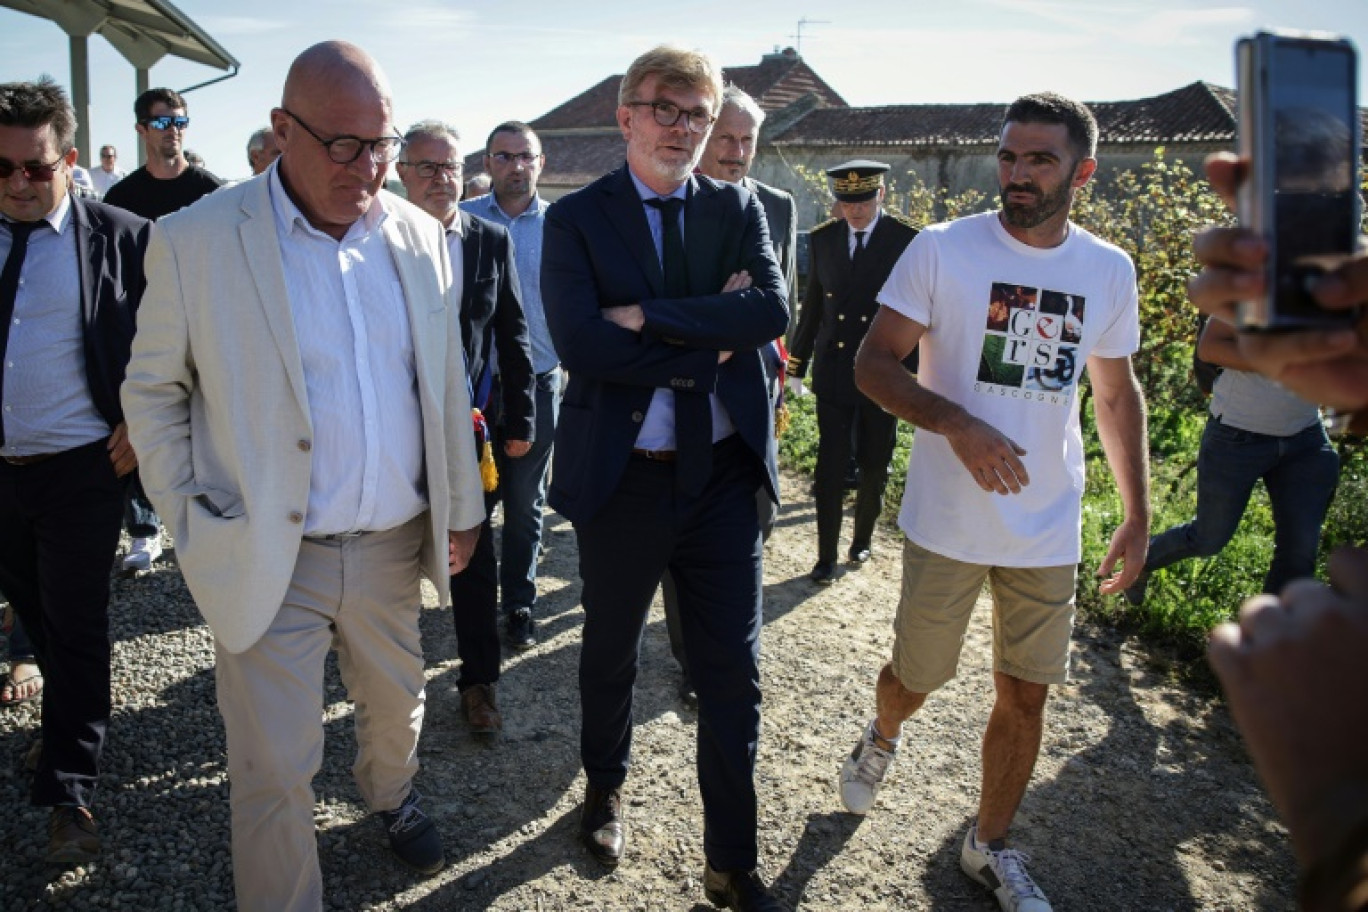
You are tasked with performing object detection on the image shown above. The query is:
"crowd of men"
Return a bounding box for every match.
[1,36,1364,912]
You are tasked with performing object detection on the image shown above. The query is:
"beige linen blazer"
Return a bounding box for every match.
[122,175,486,653]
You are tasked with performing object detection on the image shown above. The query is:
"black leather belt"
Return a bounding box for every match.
[631,448,677,462]
[2,452,55,466]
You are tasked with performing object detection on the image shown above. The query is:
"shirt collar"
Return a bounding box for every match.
[850,210,880,238]
[267,160,386,242]
[484,192,547,221]
[3,192,71,237]
[628,167,688,203]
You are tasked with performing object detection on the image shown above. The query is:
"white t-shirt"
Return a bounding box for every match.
[877,211,1140,567]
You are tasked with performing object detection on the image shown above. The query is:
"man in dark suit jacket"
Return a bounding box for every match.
[656,84,797,707]
[0,77,150,864]
[542,46,789,912]
[397,121,535,739]
[788,161,918,585]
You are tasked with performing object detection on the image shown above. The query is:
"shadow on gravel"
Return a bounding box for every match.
[919,631,1296,910]
[769,810,865,908]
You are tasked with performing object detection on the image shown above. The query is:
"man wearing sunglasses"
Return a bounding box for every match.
[396,120,535,741]
[103,88,223,578]
[543,45,789,911]
[122,42,485,910]
[0,77,150,865]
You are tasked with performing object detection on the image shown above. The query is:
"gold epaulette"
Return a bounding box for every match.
[887,211,920,230]
[809,217,840,234]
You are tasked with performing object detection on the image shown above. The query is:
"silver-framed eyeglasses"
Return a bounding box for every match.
[488,151,541,166]
[281,108,404,165]
[626,100,715,134]
[402,160,462,179]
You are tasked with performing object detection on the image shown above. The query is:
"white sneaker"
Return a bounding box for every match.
[838,720,897,815]
[122,536,163,573]
[959,825,1052,912]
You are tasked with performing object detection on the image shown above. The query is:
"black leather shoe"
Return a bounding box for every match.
[847,546,872,564]
[703,863,787,911]
[809,561,836,585]
[580,784,624,867]
[506,607,537,650]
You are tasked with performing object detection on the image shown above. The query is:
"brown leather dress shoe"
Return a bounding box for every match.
[47,805,100,865]
[580,784,624,867]
[703,862,787,911]
[461,683,502,736]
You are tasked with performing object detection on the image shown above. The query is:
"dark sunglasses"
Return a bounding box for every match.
[141,115,190,131]
[0,155,66,182]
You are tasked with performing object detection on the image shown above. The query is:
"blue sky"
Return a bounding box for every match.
[2,0,1366,182]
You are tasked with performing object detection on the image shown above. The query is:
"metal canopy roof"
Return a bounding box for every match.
[0,0,238,74]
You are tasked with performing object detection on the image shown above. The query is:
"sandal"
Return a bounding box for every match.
[1,662,43,705]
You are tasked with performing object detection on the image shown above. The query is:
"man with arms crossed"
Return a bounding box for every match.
[122,41,485,910]
[842,93,1149,912]
[460,121,559,651]
[542,45,789,911]
[658,84,795,705]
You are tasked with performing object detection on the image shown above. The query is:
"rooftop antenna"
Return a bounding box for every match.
[792,18,829,57]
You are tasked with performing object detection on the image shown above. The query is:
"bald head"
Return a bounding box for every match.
[282,40,392,115]
[272,41,398,240]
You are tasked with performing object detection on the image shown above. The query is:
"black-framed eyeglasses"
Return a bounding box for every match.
[0,155,66,183]
[281,108,404,165]
[626,100,715,134]
[100,152,116,159]
[488,151,541,166]
[141,115,190,131]
[400,160,462,179]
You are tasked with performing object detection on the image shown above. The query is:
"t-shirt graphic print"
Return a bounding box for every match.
[976,283,1087,406]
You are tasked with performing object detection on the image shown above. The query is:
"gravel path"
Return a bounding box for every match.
[0,470,1296,910]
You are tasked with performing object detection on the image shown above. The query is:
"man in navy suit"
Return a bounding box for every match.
[0,77,150,864]
[542,45,789,912]
[397,120,535,739]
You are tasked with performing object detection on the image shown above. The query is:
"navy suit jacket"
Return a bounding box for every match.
[457,210,535,441]
[542,166,789,525]
[68,195,152,431]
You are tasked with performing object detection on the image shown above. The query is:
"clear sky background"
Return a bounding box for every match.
[2,0,1366,182]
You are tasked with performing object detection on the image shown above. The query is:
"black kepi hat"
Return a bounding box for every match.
[827,159,890,202]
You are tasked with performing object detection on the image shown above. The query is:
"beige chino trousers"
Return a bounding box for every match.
[214,515,428,912]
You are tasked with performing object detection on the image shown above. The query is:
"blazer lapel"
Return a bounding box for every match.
[460,211,480,288]
[71,198,100,328]
[238,180,309,416]
[684,175,723,297]
[601,166,664,298]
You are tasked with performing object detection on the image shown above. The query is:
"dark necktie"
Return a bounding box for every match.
[0,220,39,447]
[852,229,867,262]
[645,196,711,495]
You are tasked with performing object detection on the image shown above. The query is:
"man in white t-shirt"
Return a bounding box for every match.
[837,92,1150,912]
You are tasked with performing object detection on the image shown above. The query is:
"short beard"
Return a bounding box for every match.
[1000,166,1075,230]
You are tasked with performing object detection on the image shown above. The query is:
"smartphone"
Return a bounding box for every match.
[1236,30,1361,330]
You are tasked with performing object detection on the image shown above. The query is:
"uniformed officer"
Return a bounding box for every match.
[788,160,918,584]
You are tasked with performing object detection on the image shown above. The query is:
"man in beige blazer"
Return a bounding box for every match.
[121,41,485,912]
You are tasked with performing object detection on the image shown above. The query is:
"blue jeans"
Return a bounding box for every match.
[495,367,561,616]
[1144,415,1339,593]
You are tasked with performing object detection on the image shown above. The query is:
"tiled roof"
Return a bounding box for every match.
[770,82,1241,148]
[530,49,847,133]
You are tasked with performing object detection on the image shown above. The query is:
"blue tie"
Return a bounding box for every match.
[646,197,711,495]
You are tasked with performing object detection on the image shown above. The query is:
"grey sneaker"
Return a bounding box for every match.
[959,825,1052,912]
[838,720,897,815]
[122,536,162,574]
[378,789,444,875]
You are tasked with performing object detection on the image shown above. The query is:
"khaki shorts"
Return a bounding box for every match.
[891,538,1077,693]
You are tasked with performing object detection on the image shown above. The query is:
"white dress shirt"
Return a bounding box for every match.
[268,167,426,535]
